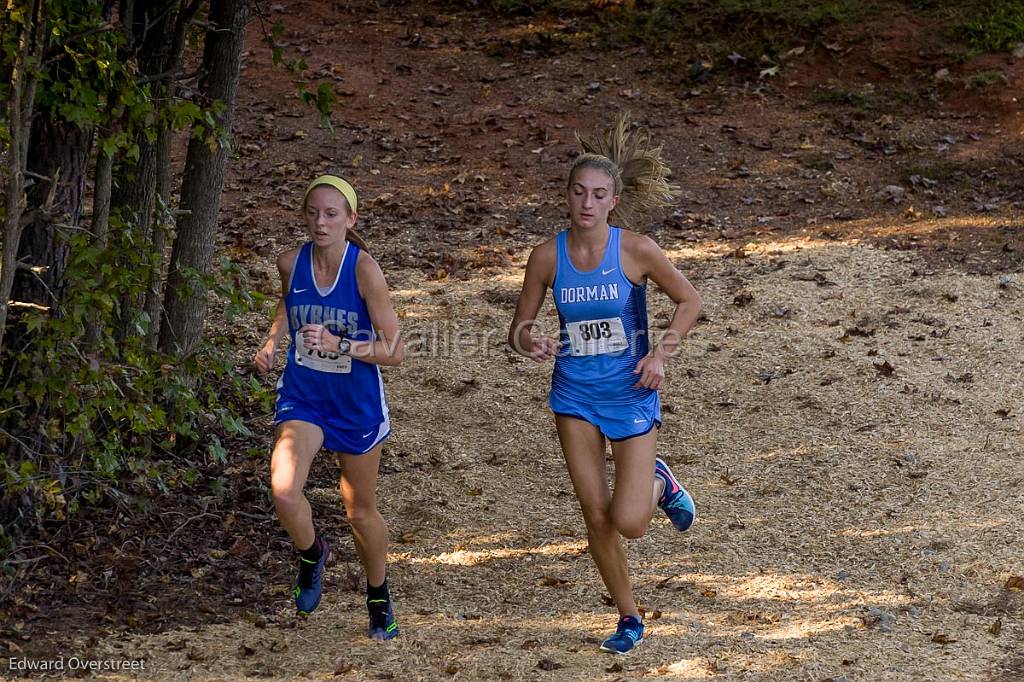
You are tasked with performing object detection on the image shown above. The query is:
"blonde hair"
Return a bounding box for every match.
[303,174,370,253]
[570,113,679,226]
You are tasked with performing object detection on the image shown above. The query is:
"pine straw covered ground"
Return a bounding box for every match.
[78,227,1023,680]
[10,0,1024,678]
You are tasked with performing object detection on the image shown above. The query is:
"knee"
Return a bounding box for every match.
[614,515,649,540]
[344,503,379,530]
[270,477,303,512]
[581,504,615,536]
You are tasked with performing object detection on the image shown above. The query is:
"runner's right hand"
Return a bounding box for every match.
[253,342,276,374]
[528,337,559,363]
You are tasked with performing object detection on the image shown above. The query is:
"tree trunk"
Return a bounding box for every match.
[84,144,114,349]
[159,0,252,356]
[110,0,196,347]
[10,102,92,312]
[111,124,159,344]
[144,124,173,349]
[92,148,114,249]
[0,0,42,355]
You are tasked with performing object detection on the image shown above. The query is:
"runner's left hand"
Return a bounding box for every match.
[299,324,339,352]
[633,354,665,390]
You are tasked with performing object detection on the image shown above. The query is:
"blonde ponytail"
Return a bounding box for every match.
[346,229,370,253]
[571,112,679,226]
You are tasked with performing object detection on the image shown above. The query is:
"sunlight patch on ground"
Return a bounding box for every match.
[759,616,857,641]
[646,571,912,610]
[391,287,431,298]
[644,649,813,679]
[650,657,716,678]
[408,539,589,567]
[859,214,1012,239]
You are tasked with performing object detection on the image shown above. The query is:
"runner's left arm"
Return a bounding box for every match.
[632,237,702,389]
[348,251,405,366]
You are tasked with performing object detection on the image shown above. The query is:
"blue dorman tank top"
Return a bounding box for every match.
[277,241,388,429]
[551,226,653,405]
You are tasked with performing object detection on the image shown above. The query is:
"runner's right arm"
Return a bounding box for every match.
[254,249,298,374]
[508,241,559,363]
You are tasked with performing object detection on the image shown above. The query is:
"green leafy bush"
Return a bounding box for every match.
[0,231,272,545]
[953,1,1024,51]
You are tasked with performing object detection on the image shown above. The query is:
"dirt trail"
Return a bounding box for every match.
[85,238,1024,681]
[12,0,1024,679]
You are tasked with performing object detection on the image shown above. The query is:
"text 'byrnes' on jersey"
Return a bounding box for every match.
[288,304,360,338]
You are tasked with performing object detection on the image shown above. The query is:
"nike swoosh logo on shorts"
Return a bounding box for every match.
[633,418,646,424]
[602,268,617,275]
[362,431,374,438]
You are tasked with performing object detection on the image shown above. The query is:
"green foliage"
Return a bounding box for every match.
[964,69,1009,88]
[898,157,981,188]
[299,82,337,131]
[0,229,273,539]
[1,0,277,564]
[811,85,929,111]
[445,0,1024,59]
[603,0,881,54]
[192,99,231,152]
[258,11,336,130]
[952,1,1024,51]
[906,0,1024,53]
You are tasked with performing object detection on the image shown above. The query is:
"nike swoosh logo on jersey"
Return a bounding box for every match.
[292,288,309,294]
[602,268,617,275]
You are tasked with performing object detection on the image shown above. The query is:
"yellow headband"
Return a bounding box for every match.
[304,175,357,214]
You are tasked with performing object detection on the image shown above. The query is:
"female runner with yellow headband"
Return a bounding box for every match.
[254,174,404,640]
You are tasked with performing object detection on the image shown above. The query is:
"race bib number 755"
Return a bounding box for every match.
[294,346,352,373]
[566,316,628,356]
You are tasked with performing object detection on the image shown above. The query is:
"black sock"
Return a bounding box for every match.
[299,537,323,563]
[367,577,390,603]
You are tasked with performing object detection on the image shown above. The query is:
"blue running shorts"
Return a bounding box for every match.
[275,399,390,455]
[550,389,661,441]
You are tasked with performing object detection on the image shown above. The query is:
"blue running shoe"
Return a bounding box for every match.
[294,538,329,615]
[655,457,696,532]
[600,615,644,654]
[367,598,399,640]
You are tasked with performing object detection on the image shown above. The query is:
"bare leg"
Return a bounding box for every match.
[556,415,639,618]
[337,443,388,586]
[609,428,661,539]
[270,420,325,549]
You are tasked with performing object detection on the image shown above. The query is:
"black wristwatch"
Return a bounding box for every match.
[337,338,351,355]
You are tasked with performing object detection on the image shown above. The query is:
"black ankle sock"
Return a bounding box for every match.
[367,577,390,603]
[299,537,323,563]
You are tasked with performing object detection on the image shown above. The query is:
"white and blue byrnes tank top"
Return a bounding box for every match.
[551,226,654,405]
[277,241,388,429]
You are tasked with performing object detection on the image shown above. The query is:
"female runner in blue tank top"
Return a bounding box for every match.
[509,116,703,654]
[253,175,404,640]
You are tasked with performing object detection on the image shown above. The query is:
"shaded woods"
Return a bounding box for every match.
[0,1,263,556]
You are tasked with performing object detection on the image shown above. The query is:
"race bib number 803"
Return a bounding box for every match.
[566,316,628,356]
